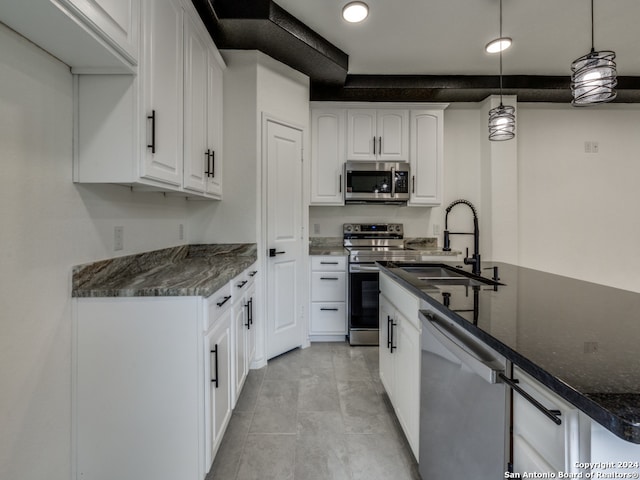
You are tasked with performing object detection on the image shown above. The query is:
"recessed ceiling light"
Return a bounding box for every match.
[485,37,512,53]
[342,1,369,23]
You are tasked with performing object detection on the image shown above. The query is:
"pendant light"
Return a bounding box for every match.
[488,0,515,141]
[570,0,617,106]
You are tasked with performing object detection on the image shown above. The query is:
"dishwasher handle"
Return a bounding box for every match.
[421,311,504,384]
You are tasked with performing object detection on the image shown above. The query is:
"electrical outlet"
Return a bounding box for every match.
[114,226,124,251]
[433,224,440,236]
[584,141,599,154]
[592,141,599,153]
[179,223,184,240]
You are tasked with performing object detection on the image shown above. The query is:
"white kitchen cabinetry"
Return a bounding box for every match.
[347,109,409,161]
[73,0,225,199]
[408,109,444,206]
[310,109,346,205]
[378,272,421,460]
[511,366,586,476]
[309,256,347,339]
[204,290,233,471]
[72,265,257,479]
[183,11,224,198]
[0,0,139,73]
[231,265,259,406]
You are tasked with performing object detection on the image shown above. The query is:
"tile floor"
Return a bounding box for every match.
[206,342,420,480]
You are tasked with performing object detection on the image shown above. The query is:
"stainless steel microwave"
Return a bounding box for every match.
[344,162,410,204]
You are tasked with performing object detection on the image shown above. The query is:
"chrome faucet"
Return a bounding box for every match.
[442,199,481,275]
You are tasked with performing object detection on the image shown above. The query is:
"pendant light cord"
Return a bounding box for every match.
[499,0,504,104]
[590,0,595,53]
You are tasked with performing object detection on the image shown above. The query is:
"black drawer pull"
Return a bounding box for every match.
[320,261,339,265]
[320,277,339,280]
[499,373,562,425]
[237,280,248,289]
[249,270,258,277]
[320,308,339,311]
[216,295,231,307]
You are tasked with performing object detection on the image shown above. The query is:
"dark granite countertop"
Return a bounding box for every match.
[72,244,257,298]
[378,261,640,444]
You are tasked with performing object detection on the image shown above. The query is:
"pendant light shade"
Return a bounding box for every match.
[488,104,516,141]
[570,0,617,106]
[488,0,515,142]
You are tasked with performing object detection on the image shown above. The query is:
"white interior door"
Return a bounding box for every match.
[265,119,304,359]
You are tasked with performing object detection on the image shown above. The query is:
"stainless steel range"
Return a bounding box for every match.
[344,223,423,345]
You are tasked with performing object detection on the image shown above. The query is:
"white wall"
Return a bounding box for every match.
[517,103,640,292]
[0,24,195,480]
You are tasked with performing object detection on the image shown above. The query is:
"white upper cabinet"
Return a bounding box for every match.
[141,0,183,186]
[73,0,225,199]
[408,109,444,206]
[0,0,139,72]
[310,109,346,205]
[347,109,408,161]
[183,9,225,199]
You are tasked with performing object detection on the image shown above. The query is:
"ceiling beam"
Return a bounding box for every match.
[191,0,640,103]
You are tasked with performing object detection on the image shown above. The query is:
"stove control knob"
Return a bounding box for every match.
[354,225,361,232]
[394,225,401,232]
[345,224,353,233]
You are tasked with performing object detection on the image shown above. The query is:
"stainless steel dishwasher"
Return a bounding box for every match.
[418,309,509,479]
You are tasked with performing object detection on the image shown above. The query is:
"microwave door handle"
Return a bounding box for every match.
[391,166,396,198]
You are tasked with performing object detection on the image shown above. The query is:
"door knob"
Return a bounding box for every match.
[269,248,285,257]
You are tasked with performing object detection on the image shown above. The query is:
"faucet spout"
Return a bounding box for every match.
[442,199,481,275]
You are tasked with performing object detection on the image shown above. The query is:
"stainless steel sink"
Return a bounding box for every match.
[396,264,500,287]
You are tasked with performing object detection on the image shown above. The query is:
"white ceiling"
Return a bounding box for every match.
[274,0,640,77]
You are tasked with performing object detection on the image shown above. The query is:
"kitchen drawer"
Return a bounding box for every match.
[310,256,347,271]
[206,282,232,331]
[311,272,346,302]
[310,303,347,334]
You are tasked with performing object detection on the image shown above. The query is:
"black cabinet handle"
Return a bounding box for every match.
[320,261,339,265]
[147,110,156,153]
[378,136,382,155]
[216,295,231,307]
[412,175,416,194]
[387,316,392,349]
[373,136,376,155]
[237,280,248,289]
[320,307,339,311]
[320,277,339,280]
[390,318,397,353]
[339,174,342,193]
[211,150,215,177]
[244,301,251,329]
[211,344,219,388]
[499,373,562,425]
[204,149,211,177]
[249,297,253,325]
[269,248,285,257]
[249,270,258,277]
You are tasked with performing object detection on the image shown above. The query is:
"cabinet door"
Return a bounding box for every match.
[233,299,248,405]
[408,110,443,206]
[141,0,183,186]
[205,308,232,469]
[512,366,582,475]
[183,12,208,193]
[394,314,421,460]
[347,109,377,161]
[206,49,224,198]
[378,294,395,402]
[377,109,409,161]
[310,109,345,204]
[58,0,140,62]
[245,282,257,366]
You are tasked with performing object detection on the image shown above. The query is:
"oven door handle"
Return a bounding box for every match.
[349,264,380,273]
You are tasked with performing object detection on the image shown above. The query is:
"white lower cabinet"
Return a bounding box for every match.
[512,366,586,476]
[231,265,258,406]
[378,272,421,460]
[72,265,258,480]
[309,256,347,338]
